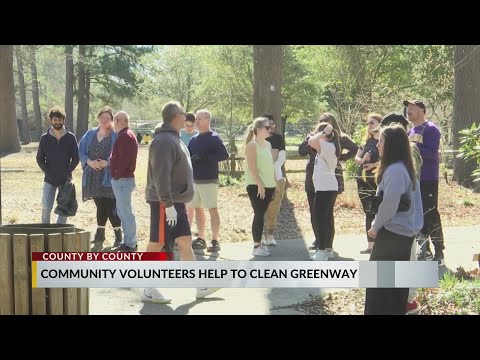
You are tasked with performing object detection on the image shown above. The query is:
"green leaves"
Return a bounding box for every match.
[457,122,480,182]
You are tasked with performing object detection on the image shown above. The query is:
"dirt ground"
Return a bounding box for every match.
[1,144,480,251]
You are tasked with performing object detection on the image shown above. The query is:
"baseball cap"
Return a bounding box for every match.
[403,99,426,111]
[381,112,409,129]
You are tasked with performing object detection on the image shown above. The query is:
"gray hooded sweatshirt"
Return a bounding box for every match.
[145,123,194,207]
[371,162,424,237]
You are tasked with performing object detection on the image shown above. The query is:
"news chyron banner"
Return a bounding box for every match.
[31,252,439,289]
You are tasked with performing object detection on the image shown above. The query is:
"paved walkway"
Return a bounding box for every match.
[89,225,480,315]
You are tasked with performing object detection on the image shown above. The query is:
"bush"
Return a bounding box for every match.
[458,123,480,182]
[344,158,358,180]
[218,174,243,187]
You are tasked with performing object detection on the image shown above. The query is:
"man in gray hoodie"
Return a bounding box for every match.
[141,101,220,304]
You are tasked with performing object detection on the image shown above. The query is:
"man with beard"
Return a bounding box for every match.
[36,106,79,224]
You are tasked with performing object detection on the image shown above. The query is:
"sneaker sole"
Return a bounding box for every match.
[196,288,221,299]
[207,247,221,252]
[252,252,271,257]
[406,308,420,315]
[141,296,171,304]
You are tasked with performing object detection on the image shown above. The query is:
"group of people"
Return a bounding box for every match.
[292,100,445,315]
[37,106,139,251]
[36,98,446,314]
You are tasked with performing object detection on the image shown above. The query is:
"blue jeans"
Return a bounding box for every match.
[42,182,67,224]
[111,178,137,248]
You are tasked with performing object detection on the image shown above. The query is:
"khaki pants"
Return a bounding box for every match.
[265,178,286,233]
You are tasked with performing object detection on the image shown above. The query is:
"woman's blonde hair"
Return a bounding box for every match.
[362,113,382,144]
[244,117,269,147]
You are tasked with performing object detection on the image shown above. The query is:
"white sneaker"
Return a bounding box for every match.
[141,288,171,304]
[262,235,277,246]
[252,246,271,257]
[196,288,221,299]
[310,250,329,261]
[326,248,335,259]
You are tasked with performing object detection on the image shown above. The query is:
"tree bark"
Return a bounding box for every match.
[76,45,88,139]
[29,46,43,141]
[0,45,20,154]
[15,46,31,144]
[253,45,284,135]
[65,45,74,133]
[452,45,480,190]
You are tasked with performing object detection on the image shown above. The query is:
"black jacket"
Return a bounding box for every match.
[36,127,79,187]
[54,179,78,217]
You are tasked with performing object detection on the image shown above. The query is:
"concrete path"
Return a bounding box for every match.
[89,225,480,315]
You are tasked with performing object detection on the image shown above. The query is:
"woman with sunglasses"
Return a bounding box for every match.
[355,113,382,254]
[244,117,277,257]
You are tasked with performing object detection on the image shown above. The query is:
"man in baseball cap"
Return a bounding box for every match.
[403,99,446,268]
[403,100,426,112]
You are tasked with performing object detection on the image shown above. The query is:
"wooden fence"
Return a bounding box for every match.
[0,230,90,315]
[219,150,460,178]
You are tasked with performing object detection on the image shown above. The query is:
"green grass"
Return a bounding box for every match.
[418,270,480,314]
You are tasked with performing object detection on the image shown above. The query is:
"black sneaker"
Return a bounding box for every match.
[433,252,445,267]
[113,229,123,247]
[192,238,207,249]
[117,244,138,252]
[207,240,221,252]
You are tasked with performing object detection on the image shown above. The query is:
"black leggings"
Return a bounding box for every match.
[357,177,377,243]
[93,197,121,227]
[420,180,444,253]
[307,190,315,236]
[311,191,337,250]
[364,228,414,315]
[247,185,275,243]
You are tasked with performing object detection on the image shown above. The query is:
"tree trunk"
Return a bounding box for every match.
[452,45,480,191]
[76,45,88,139]
[15,46,31,144]
[85,46,93,128]
[65,45,74,133]
[253,45,284,135]
[0,45,20,155]
[30,46,43,141]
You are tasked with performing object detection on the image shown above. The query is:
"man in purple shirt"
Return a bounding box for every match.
[110,111,139,251]
[404,100,445,266]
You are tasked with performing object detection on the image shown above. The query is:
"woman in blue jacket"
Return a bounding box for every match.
[78,106,121,246]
